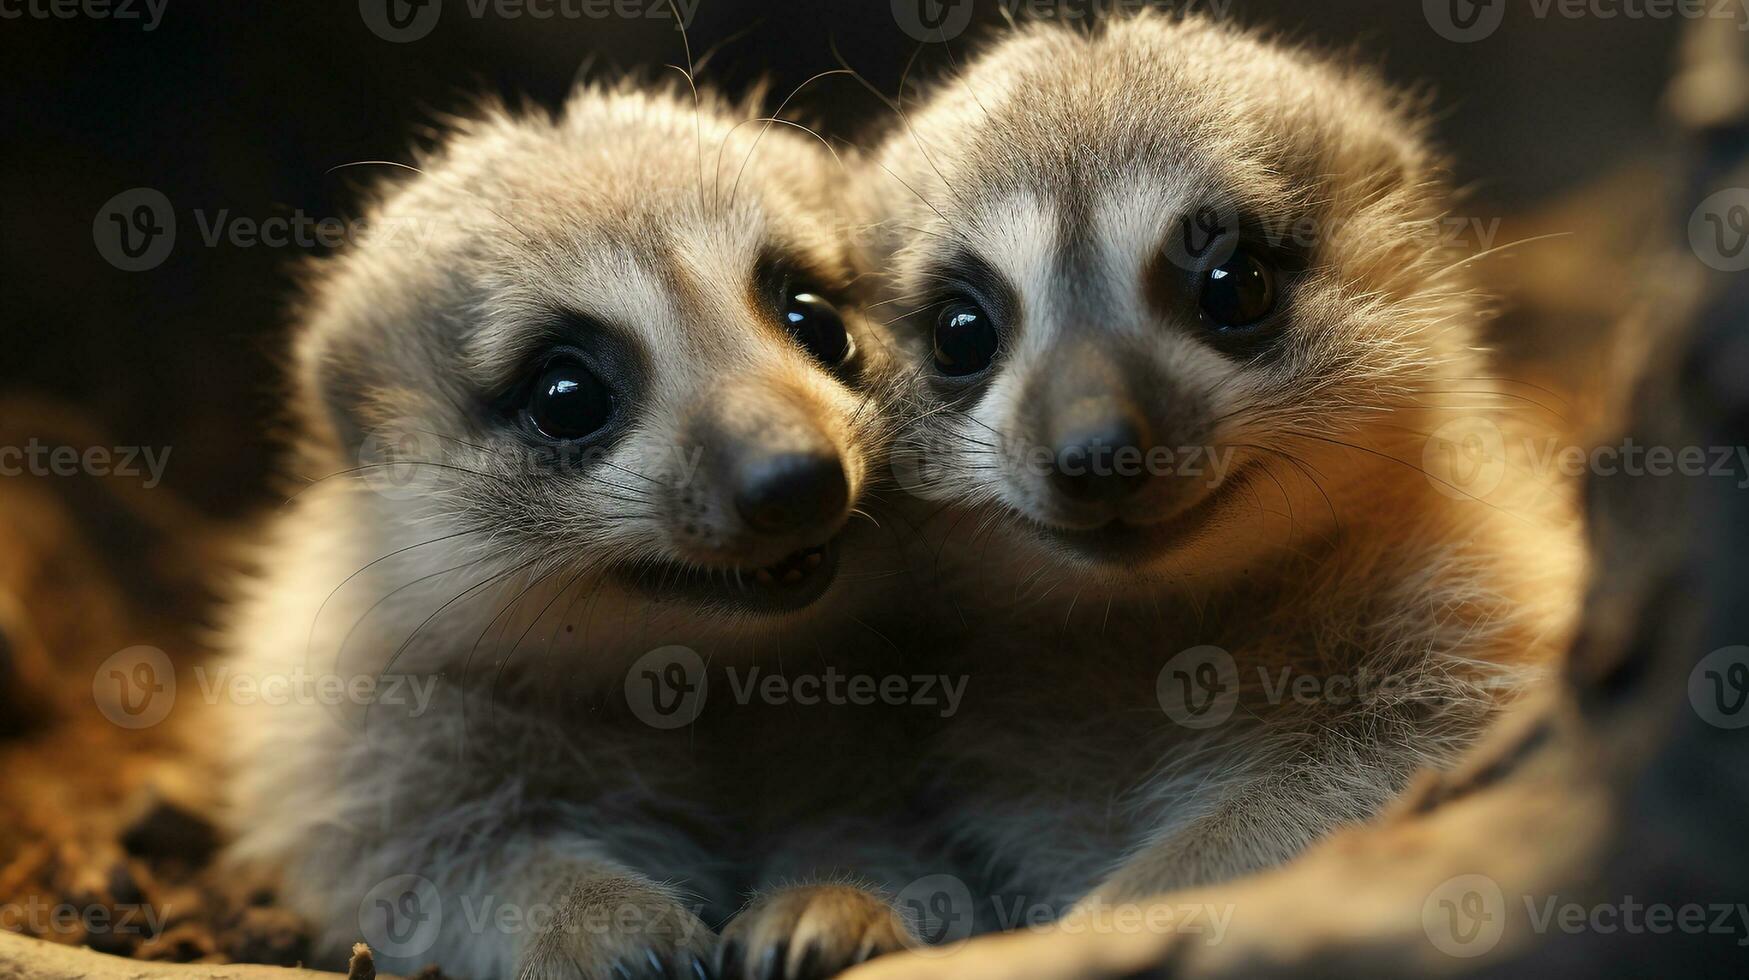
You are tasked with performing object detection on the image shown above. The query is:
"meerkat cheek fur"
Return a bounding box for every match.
[861,13,1582,904]
[219,81,935,980]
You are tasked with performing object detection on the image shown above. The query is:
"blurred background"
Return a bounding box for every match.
[0,0,1682,518]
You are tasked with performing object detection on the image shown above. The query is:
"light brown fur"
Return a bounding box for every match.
[857,12,1583,908]
[221,81,926,980]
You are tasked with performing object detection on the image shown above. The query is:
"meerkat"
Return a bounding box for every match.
[859,13,1582,915]
[221,81,937,980]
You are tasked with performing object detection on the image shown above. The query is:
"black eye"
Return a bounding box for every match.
[527,360,614,441]
[1199,247,1277,328]
[932,300,999,377]
[784,292,853,366]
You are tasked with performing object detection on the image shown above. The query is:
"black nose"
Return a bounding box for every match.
[734,451,851,537]
[1048,409,1152,506]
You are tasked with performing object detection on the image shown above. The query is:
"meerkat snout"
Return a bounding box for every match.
[1025,340,1200,529]
[687,379,856,565]
[733,451,849,537]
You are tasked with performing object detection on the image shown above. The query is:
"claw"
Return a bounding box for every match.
[791,942,825,980]
[682,951,715,980]
[715,938,743,980]
[755,940,787,980]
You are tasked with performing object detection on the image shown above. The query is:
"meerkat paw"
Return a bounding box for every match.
[717,885,914,980]
[515,877,717,980]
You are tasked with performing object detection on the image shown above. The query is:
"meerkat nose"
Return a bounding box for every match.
[1047,401,1153,507]
[733,450,851,538]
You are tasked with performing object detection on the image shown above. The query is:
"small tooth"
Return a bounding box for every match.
[805,552,823,567]
[782,569,804,584]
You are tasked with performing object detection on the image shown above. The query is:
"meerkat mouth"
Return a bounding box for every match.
[621,539,842,613]
[1042,463,1259,566]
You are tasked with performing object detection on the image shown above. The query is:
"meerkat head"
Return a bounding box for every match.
[293,82,900,644]
[867,14,1484,596]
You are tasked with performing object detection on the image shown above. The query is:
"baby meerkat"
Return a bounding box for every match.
[222,82,927,979]
[862,14,1581,910]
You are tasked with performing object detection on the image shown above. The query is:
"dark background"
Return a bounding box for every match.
[0,0,1679,517]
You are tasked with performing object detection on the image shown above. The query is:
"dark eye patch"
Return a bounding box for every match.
[754,247,861,372]
[487,309,645,446]
[1144,208,1306,358]
[911,247,1021,383]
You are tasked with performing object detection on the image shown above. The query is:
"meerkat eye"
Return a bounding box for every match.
[933,299,1000,377]
[1199,247,1278,329]
[784,292,853,367]
[526,359,614,441]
